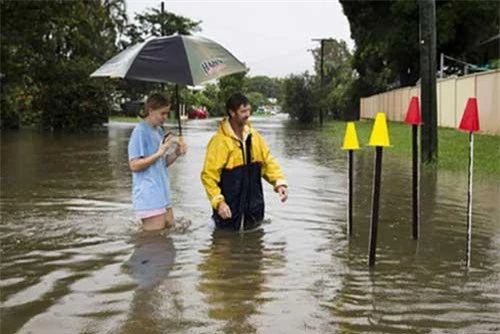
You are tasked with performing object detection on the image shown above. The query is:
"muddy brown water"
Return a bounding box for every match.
[1,116,499,333]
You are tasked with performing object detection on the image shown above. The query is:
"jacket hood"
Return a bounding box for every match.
[217,117,255,141]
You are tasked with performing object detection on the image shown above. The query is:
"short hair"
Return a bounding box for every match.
[225,92,249,117]
[139,93,171,118]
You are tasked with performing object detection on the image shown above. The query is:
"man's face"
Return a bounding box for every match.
[230,103,251,126]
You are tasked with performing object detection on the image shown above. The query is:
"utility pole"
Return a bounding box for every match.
[161,2,166,35]
[419,0,438,163]
[312,38,333,126]
[161,1,181,134]
[319,39,324,126]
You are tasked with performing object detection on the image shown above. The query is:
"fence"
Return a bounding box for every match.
[360,69,500,134]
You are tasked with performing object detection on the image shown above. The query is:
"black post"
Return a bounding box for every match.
[368,147,383,267]
[348,150,353,236]
[161,2,165,35]
[176,84,182,136]
[160,2,165,94]
[412,125,420,239]
[419,0,438,163]
[319,39,324,126]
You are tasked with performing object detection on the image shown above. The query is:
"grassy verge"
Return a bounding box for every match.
[109,116,141,123]
[109,116,188,124]
[324,119,500,175]
[109,115,499,175]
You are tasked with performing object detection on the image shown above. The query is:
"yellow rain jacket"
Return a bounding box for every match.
[201,118,287,229]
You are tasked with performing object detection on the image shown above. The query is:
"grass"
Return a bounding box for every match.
[324,119,500,176]
[108,115,499,175]
[108,116,141,123]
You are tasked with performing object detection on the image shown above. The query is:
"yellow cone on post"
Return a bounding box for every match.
[368,113,391,147]
[341,122,361,150]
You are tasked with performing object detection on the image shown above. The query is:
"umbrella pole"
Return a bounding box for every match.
[175,84,183,137]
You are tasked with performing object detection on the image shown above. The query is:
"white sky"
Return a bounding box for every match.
[126,0,354,78]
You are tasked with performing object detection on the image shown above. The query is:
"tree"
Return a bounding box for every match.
[282,73,317,123]
[0,0,123,130]
[123,6,201,46]
[246,92,266,112]
[340,0,499,160]
[340,0,500,94]
[212,72,247,116]
[116,6,203,105]
[199,84,219,115]
[310,39,355,120]
[246,76,282,100]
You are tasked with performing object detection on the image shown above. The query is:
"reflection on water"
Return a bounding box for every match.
[124,232,176,289]
[119,232,178,334]
[198,228,265,334]
[1,117,499,333]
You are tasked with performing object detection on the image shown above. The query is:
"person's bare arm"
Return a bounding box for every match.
[129,134,173,172]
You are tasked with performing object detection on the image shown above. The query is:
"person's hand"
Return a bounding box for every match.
[276,185,288,203]
[157,132,174,156]
[217,201,232,219]
[175,139,188,156]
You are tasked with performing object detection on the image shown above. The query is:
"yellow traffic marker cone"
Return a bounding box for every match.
[341,122,361,150]
[368,113,391,147]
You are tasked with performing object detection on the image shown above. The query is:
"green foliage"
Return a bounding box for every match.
[245,76,282,100]
[198,84,219,114]
[340,0,500,97]
[124,7,201,45]
[246,92,266,112]
[280,38,354,123]
[1,0,121,131]
[310,39,355,120]
[35,58,111,131]
[282,74,317,123]
[208,73,247,116]
[324,119,500,175]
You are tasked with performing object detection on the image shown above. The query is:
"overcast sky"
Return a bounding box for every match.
[126,0,354,78]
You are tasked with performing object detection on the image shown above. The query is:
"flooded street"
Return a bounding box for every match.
[1,116,499,333]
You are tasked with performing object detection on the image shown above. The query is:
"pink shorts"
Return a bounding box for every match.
[135,208,167,219]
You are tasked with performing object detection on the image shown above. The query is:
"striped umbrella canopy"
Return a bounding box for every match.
[90,34,247,86]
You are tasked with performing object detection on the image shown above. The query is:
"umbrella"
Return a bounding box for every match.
[91,34,247,86]
[91,34,248,134]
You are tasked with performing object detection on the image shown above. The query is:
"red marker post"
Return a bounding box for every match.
[458,97,480,268]
[404,97,422,240]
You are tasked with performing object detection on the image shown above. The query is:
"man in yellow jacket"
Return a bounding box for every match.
[201,92,288,230]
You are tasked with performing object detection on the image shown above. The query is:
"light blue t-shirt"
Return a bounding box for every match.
[128,122,171,212]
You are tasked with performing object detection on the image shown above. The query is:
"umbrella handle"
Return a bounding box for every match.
[176,135,186,156]
[175,84,183,136]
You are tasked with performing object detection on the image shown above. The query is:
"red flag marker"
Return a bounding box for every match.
[404,96,422,125]
[459,98,480,132]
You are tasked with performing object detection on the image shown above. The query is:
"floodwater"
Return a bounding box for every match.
[1,116,499,334]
